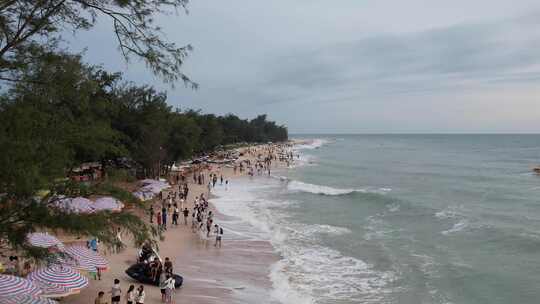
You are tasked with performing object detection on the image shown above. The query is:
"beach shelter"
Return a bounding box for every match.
[0,295,57,304]
[54,197,95,214]
[27,265,88,295]
[27,233,64,250]
[0,274,42,297]
[93,197,124,212]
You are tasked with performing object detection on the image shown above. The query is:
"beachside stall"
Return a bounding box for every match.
[69,162,103,182]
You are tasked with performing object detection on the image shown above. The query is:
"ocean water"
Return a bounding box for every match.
[211,134,540,304]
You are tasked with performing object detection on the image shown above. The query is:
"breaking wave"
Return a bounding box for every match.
[287,180,390,196]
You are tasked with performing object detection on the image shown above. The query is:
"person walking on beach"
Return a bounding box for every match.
[183,208,189,225]
[149,206,154,223]
[110,279,121,304]
[126,285,135,304]
[215,224,223,248]
[162,205,167,230]
[159,271,167,302]
[172,204,179,226]
[115,228,123,253]
[135,286,145,304]
[157,212,162,230]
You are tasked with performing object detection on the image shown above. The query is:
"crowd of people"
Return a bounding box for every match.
[79,143,297,304]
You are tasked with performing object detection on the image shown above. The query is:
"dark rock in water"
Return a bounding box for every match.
[125,263,183,288]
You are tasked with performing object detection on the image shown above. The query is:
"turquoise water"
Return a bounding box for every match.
[213,135,540,304]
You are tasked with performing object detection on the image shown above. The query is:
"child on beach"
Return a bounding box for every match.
[110,279,121,304]
[126,285,135,304]
[164,274,176,303]
[95,291,108,304]
[136,286,145,304]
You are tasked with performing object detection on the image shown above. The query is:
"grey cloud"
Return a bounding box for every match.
[262,12,540,104]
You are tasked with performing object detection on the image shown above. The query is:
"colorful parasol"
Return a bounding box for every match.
[27,233,64,250]
[0,295,57,304]
[27,265,88,295]
[0,274,42,297]
[64,245,108,271]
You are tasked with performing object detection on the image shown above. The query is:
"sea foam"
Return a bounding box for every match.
[287,180,390,196]
[210,178,396,304]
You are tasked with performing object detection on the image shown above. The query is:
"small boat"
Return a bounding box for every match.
[534,167,540,174]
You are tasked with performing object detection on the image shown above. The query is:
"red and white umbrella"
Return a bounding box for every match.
[64,246,108,271]
[27,265,88,295]
[31,279,72,298]
[0,274,42,297]
[27,233,64,250]
[0,295,57,304]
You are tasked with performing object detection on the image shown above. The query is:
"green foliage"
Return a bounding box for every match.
[106,168,137,183]
[0,49,286,259]
[0,0,194,87]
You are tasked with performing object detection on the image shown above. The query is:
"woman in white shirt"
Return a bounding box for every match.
[135,285,145,304]
[164,275,176,303]
[126,285,135,304]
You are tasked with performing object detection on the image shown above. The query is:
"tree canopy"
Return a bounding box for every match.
[0,51,287,258]
[0,0,195,86]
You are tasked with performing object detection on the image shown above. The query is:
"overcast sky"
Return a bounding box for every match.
[70,0,540,133]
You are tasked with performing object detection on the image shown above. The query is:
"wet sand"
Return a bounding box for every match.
[64,145,289,304]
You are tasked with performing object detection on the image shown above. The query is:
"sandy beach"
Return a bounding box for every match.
[62,144,292,304]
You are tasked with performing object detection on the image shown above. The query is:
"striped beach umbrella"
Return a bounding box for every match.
[27,233,64,250]
[0,295,57,304]
[64,246,109,271]
[31,279,72,298]
[27,265,88,295]
[0,274,42,297]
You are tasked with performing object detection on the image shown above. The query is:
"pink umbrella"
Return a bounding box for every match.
[27,233,64,250]
[64,246,109,271]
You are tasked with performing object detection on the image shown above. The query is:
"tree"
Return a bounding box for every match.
[0,51,156,258]
[0,0,195,87]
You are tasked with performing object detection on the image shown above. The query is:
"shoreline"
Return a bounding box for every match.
[63,142,299,304]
